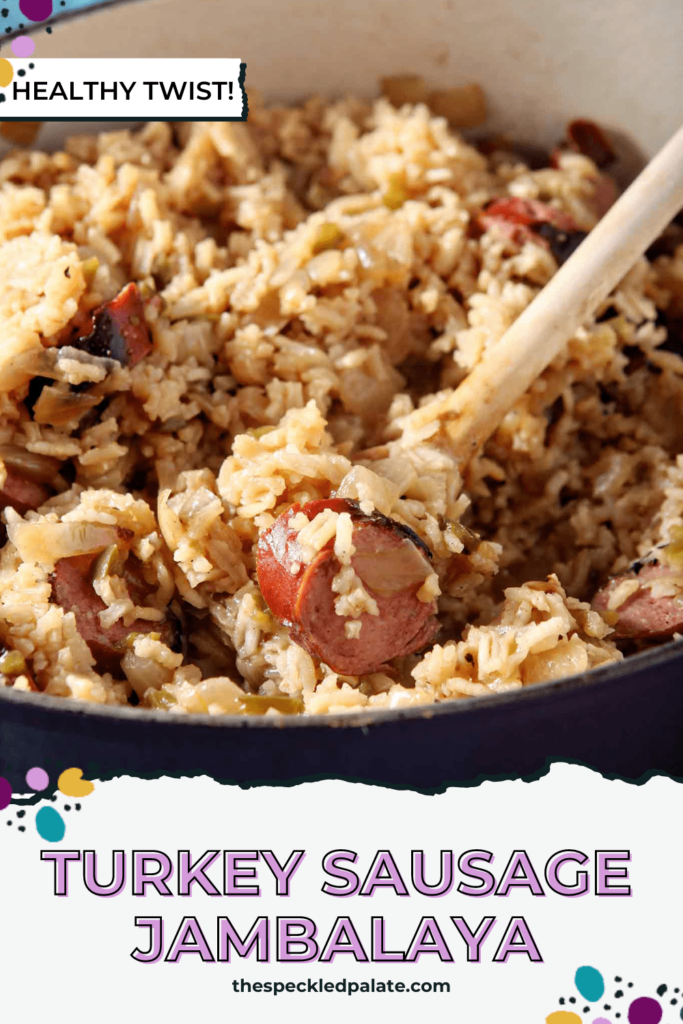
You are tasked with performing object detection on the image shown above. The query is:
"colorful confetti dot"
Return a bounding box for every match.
[593,1019,612,1024]
[57,767,94,798]
[11,35,35,57]
[35,805,65,842]
[19,0,52,21]
[0,776,11,810]
[576,968,606,1003]
[26,766,48,790]
[547,1014,582,1024]
[0,57,13,87]
[627,998,662,1024]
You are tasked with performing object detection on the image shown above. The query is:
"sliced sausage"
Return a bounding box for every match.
[24,283,154,417]
[71,283,153,368]
[593,562,683,639]
[51,546,177,673]
[257,497,440,675]
[477,197,577,248]
[0,469,51,515]
[590,174,618,219]
[566,119,616,169]
[551,119,619,222]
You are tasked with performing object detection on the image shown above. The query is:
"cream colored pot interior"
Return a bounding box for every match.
[20,0,683,168]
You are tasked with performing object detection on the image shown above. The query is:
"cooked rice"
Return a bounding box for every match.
[332,563,380,620]
[0,95,681,716]
[295,507,342,564]
[333,511,355,566]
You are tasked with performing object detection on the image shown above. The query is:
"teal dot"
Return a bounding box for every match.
[575,966,605,1002]
[36,805,65,842]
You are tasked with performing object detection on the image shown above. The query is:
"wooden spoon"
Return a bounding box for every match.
[446,124,683,462]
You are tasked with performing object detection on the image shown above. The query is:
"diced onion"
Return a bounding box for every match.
[0,446,61,485]
[7,522,118,567]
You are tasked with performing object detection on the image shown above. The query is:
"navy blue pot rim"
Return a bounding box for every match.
[0,635,680,731]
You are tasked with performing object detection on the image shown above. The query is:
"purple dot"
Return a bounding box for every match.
[18,0,52,22]
[592,1019,612,1024]
[26,767,48,791]
[11,34,35,57]
[628,998,662,1024]
[0,776,11,810]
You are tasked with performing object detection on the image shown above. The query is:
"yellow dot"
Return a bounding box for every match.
[0,59,13,88]
[58,767,95,798]
[546,1013,582,1024]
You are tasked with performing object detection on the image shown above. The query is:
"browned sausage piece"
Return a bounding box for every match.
[71,282,153,368]
[552,121,618,222]
[0,469,51,515]
[566,119,616,169]
[51,545,177,673]
[257,497,440,675]
[477,197,578,248]
[593,562,683,639]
